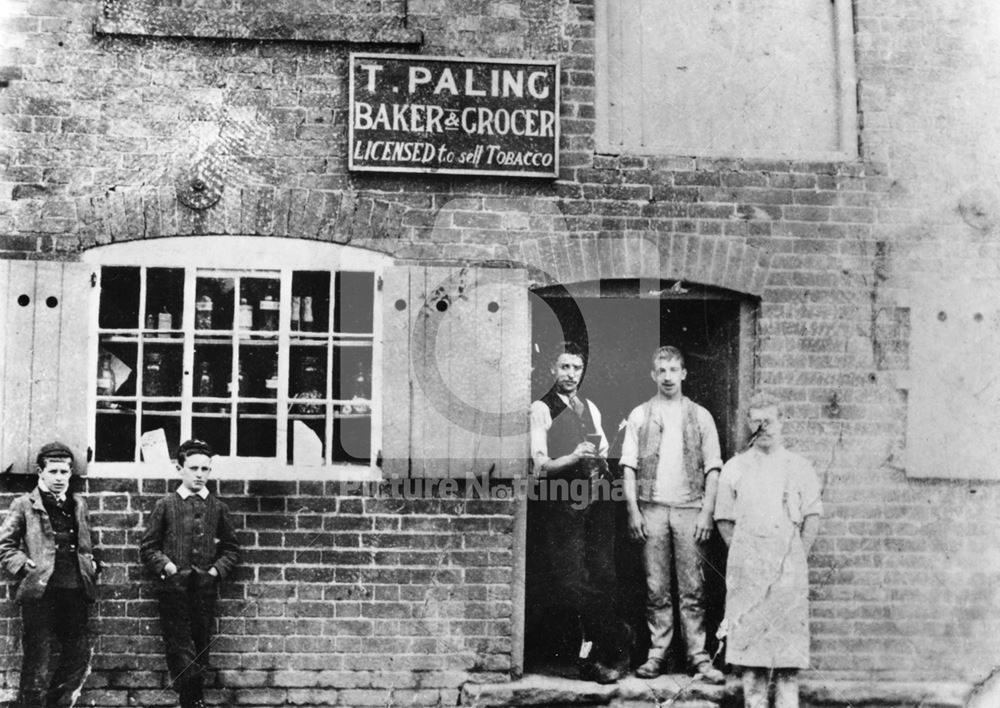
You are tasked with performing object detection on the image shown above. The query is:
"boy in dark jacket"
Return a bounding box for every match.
[140,439,240,708]
[0,441,100,708]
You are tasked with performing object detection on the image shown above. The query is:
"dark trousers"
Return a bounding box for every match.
[157,570,218,707]
[18,588,92,708]
[533,494,630,666]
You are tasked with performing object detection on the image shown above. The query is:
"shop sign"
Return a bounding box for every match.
[349,53,559,178]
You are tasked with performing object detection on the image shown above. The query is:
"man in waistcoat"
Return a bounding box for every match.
[528,342,631,683]
[620,346,725,683]
[0,441,100,708]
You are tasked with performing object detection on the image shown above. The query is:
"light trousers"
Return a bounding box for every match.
[639,502,710,667]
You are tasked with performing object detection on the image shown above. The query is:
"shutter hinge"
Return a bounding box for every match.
[376,449,383,467]
[90,272,97,287]
[377,276,383,292]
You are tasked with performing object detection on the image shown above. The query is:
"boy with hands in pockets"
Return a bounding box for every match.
[140,439,240,708]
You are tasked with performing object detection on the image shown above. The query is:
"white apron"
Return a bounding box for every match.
[720,448,819,669]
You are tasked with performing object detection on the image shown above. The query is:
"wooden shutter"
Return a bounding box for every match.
[380,264,414,478]
[381,264,530,479]
[0,261,93,475]
[898,286,1000,480]
[600,0,847,156]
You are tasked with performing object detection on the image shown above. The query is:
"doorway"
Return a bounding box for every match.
[524,278,756,676]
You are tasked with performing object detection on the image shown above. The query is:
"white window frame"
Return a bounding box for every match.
[83,236,388,481]
[594,0,859,161]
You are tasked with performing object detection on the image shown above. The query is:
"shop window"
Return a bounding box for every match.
[595,0,858,159]
[4,242,530,479]
[84,237,385,477]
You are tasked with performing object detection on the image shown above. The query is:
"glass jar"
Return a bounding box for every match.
[290,296,301,331]
[143,352,165,396]
[259,295,279,331]
[301,296,314,332]
[96,354,116,407]
[196,360,214,398]
[238,298,254,330]
[195,294,213,330]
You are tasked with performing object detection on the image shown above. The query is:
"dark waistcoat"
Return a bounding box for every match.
[39,492,82,590]
[539,389,600,480]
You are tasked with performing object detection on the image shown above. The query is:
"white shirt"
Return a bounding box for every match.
[37,479,66,503]
[529,393,610,474]
[176,485,210,500]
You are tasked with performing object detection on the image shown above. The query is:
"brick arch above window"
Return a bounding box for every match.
[509,232,773,297]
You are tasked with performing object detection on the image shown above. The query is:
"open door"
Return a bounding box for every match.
[524,278,756,675]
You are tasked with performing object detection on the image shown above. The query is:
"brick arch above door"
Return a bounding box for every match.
[508,232,773,297]
[71,187,772,296]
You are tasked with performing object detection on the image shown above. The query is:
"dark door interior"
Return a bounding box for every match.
[525,279,751,675]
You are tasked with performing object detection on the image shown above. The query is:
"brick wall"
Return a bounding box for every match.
[1,0,1000,702]
[0,476,515,706]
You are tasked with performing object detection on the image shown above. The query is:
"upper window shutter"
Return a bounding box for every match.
[381,264,530,479]
[598,0,856,158]
[1,261,92,475]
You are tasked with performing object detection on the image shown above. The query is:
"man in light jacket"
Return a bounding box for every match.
[0,441,100,708]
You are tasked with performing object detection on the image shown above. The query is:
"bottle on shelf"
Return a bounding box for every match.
[238,298,254,330]
[301,296,314,332]
[145,313,156,330]
[196,360,214,398]
[291,296,301,331]
[259,294,279,331]
[96,354,116,407]
[143,351,165,397]
[195,294,213,330]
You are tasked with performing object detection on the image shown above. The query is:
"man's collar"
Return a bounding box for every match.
[653,392,684,404]
[37,479,66,503]
[176,485,210,500]
[750,443,784,456]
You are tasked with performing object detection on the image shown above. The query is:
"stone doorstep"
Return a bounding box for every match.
[460,674,730,707]
[459,675,973,707]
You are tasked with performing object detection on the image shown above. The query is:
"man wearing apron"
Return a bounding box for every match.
[715,393,823,708]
